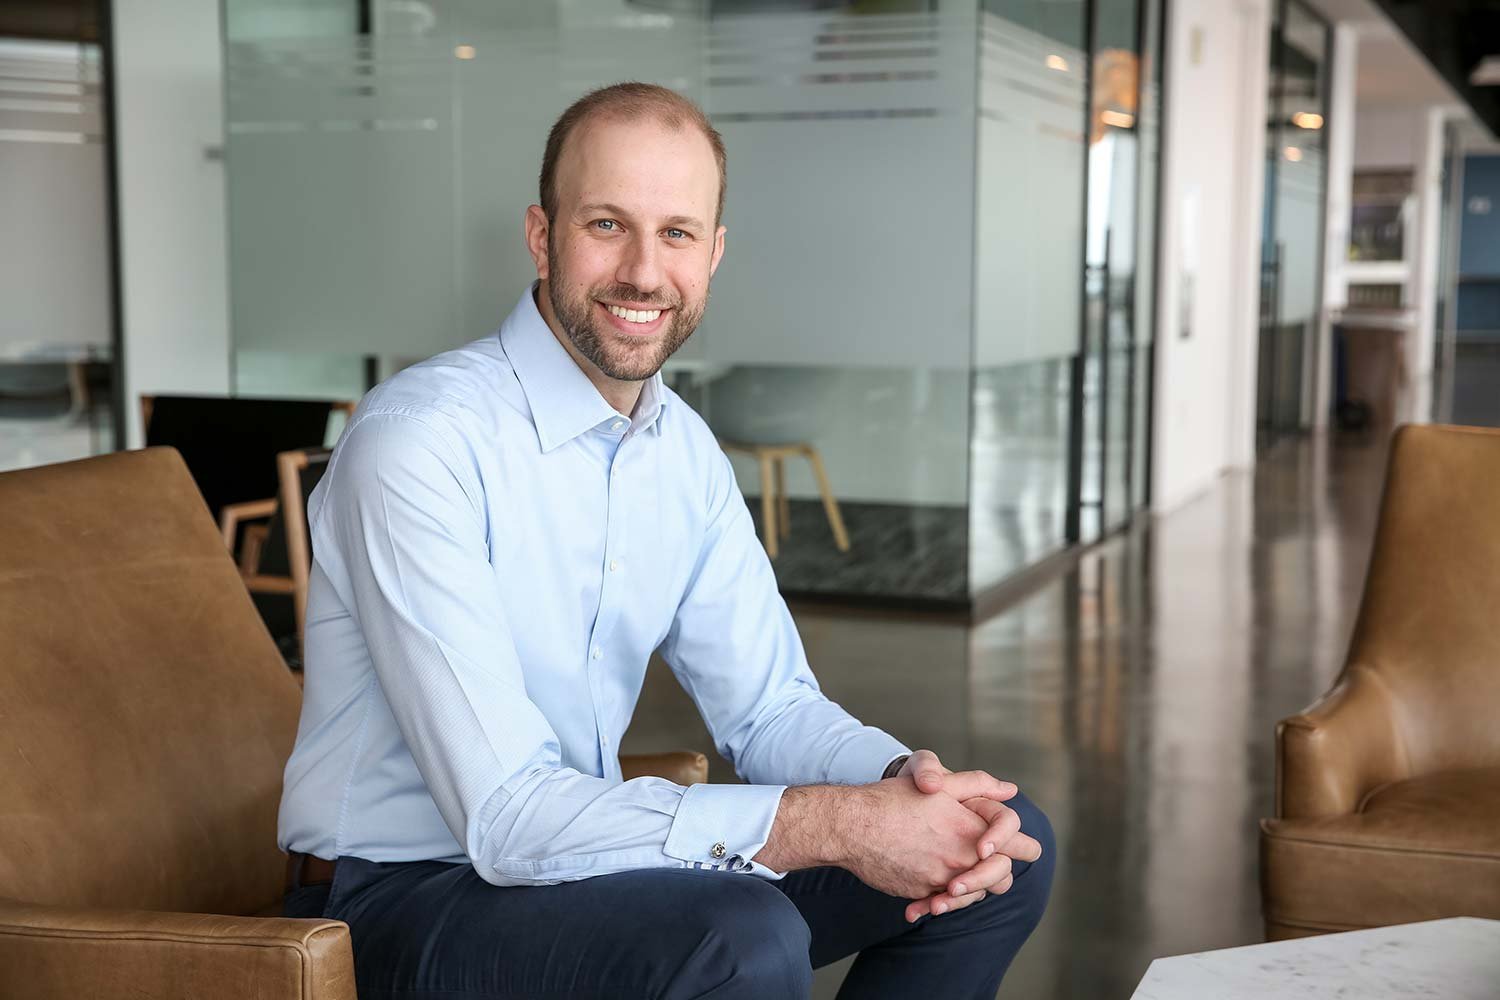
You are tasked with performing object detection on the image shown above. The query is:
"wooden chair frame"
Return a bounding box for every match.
[718,440,851,559]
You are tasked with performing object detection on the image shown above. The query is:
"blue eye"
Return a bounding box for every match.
[595,219,617,231]
[665,228,687,240]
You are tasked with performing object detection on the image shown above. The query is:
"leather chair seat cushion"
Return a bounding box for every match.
[1262,766,1500,932]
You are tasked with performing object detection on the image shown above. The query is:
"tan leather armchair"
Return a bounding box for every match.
[0,448,707,999]
[1260,425,1500,940]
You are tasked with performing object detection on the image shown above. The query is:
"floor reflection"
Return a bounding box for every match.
[623,432,1389,998]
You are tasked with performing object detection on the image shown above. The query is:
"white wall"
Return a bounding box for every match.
[1412,106,1455,380]
[1352,105,1424,167]
[113,0,232,447]
[1151,0,1271,513]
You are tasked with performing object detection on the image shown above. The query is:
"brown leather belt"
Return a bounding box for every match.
[285,851,338,894]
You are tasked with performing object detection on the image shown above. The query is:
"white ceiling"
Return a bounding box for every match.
[1355,26,1462,107]
[1301,0,1463,109]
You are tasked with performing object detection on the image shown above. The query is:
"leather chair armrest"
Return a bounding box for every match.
[620,750,709,786]
[1275,664,1408,820]
[0,896,355,1000]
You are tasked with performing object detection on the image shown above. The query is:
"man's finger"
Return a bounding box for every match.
[907,749,947,793]
[948,851,1012,897]
[932,887,987,916]
[906,887,988,923]
[941,769,1018,803]
[986,831,1043,864]
[961,798,1020,860]
[960,797,1043,863]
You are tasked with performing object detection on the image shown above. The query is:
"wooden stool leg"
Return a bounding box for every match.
[802,446,850,552]
[774,457,790,540]
[758,451,779,559]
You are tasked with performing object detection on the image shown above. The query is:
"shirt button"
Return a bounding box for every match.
[611,420,625,431]
[711,841,726,860]
[591,647,602,660]
[609,560,619,572]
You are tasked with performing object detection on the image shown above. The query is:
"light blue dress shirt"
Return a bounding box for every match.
[277,285,910,886]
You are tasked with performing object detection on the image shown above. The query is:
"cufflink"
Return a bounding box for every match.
[711,841,726,859]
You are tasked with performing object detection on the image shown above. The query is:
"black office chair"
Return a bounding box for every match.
[142,396,351,664]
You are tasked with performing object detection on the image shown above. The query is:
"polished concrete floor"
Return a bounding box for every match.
[621,432,1390,998]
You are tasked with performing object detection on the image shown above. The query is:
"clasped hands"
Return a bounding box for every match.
[888,749,1042,924]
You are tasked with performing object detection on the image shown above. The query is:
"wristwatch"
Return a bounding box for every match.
[882,754,910,780]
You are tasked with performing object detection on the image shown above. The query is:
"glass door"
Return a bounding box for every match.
[1068,0,1161,545]
[1256,0,1329,449]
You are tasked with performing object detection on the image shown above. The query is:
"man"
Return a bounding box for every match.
[279,82,1053,998]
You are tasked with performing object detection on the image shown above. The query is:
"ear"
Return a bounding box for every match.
[524,204,550,279]
[708,224,726,278]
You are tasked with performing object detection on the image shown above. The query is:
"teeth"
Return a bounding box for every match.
[606,304,662,324]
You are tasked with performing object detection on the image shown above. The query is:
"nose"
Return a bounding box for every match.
[615,231,664,298]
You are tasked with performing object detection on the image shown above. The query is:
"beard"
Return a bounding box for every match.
[546,241,707,382]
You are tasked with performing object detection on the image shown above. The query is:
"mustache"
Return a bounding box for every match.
[591,284,680,310]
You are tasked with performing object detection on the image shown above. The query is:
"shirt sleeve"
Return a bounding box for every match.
[659,449,912,798]
[312,411,785,886]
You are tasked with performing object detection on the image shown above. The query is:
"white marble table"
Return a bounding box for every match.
[1131,918,1500,999]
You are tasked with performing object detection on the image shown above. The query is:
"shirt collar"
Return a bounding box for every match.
[499,284,669,453]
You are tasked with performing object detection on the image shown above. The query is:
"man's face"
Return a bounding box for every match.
[528,116,726,383]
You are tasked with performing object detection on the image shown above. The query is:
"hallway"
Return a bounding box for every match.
[622,433,1392,998]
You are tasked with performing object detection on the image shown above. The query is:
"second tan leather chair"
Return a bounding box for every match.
[1260,424,1500,940]
[0,448,706,999]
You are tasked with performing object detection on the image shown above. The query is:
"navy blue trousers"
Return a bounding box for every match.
[284,792,1054,999]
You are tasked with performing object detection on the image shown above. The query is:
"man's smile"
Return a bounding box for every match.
[597,299,671,336]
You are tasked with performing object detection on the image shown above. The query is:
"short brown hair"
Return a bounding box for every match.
[539,82,727,225]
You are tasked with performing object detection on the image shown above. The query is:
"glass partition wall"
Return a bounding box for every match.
[0,21,118,473]
[222,0,1163,608]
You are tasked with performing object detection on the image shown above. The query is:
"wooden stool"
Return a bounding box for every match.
[718,441,851,559]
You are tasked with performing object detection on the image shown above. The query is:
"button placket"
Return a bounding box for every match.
[588,443,632,766]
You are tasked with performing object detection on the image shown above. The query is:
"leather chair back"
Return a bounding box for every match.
[1343,424,1500,777]
[0,449,300,917]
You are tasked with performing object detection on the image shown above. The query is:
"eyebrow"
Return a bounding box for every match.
[576,202,706,233]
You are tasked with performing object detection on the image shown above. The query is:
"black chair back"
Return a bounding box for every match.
[143,396,338,521]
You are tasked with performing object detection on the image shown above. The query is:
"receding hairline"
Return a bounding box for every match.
[539,83,727,226]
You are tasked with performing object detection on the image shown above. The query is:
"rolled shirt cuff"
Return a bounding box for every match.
[825,728,913,787]
[663,781,789,880]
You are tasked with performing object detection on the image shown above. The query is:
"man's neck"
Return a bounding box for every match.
[534,282,646,416]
